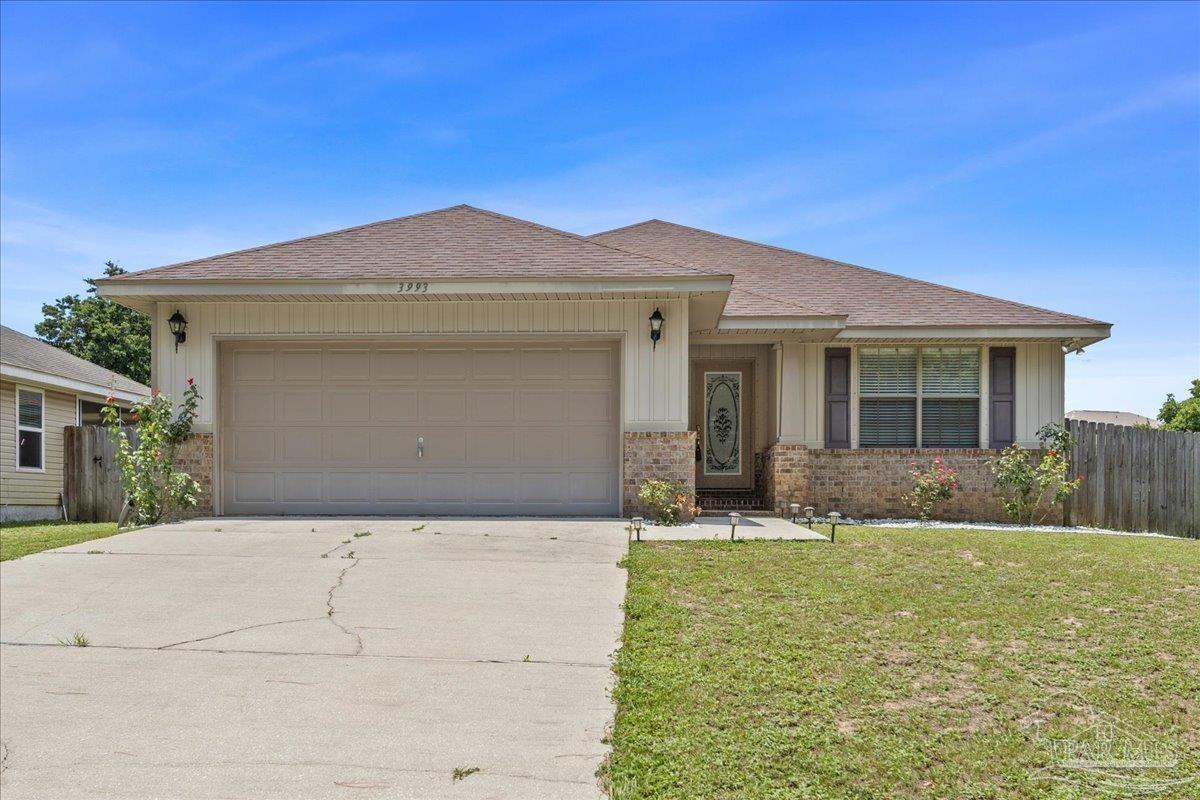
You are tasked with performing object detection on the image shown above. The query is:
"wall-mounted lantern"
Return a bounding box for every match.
[167,310,188,353]
[648,307,664,349]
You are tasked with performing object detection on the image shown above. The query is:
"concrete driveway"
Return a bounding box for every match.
[0,518,628,799]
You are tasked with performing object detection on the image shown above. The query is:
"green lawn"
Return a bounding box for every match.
[608,527,1200,799]
[0,520,120,561]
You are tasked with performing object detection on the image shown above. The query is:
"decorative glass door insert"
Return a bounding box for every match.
[704,371,742,475]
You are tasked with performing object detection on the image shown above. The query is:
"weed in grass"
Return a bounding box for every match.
[55,632,90,647]
[353,531,371,538]
[451,766,480,782]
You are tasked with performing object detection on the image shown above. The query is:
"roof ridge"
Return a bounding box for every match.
[601,219,1105,326]
[108,204,476,280]
[460,206,718,278]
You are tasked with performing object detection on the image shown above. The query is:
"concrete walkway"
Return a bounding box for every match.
[0,518,628,799]
[637,515,830,541]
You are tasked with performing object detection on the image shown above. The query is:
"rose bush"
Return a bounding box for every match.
[102,379,203,526]
[638,479,699,526]
[903,459,960,520]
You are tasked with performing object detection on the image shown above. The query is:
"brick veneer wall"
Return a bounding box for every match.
[170,433,214,519]
[763,445,1015,522]
[622,431,697,517]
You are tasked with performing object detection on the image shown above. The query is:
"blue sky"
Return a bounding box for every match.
[1,1,1197,416]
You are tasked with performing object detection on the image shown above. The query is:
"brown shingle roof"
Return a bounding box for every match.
[109,205,715,282]
[0,326,149,396]
[591,219,1105,327]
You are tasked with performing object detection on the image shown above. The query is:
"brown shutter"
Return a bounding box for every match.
[825,348,851,449]
[989,347,1015,448]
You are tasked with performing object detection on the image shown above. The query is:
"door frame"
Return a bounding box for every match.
[689,358,755,490]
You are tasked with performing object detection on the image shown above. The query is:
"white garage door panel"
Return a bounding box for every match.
[220,341,619,515]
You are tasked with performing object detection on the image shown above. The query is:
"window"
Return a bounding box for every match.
[77,399,135,426]
[858,347,980,448]
[16,387,44,470]
[859,348,917,447]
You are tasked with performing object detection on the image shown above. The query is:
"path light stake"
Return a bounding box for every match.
[804,506,815,530]
[789,502,801,524]
[631,517,644,542]
[728,512,741,541]
[828,511,841,543]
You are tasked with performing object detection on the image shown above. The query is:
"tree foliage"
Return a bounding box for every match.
[1157,379,1200,432]
[35,262,150,385]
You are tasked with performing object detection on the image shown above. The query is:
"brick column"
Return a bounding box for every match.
[622,431,697,517]
[762,443,811,514]
[170,433,214,519]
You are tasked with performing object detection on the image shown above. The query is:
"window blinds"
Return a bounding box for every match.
[860,398,917,447]
[921,398,980,447]
[858,348,917,395]
[921,348,980,395]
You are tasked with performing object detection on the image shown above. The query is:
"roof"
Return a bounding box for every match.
[0,326,149,399]
[590,219,1105,327]
[1067,410,1157,428]
[106,205,714,282]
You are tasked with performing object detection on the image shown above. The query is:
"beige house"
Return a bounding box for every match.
[96,205,1110,520]
[1,326,149,522]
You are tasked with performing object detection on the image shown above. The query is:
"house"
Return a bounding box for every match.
[95,205,1110,520]
[1067,410,1156,428]
[1,325,149,522]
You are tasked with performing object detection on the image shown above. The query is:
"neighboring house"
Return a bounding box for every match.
[0,325,149,522]
[1067,410,1157,427]
[96,205,1110,520]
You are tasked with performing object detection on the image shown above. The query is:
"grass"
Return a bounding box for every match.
[608,526,1200,799]
[0,520,120,561]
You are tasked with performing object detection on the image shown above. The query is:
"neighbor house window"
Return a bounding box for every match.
[78,399,135,426]
[16,387,44,470]
[858,347,980,448]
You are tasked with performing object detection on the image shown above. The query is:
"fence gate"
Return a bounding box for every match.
[63,425,128,522]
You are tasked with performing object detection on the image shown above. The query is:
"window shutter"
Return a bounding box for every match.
[921,348,980,395]
[825,348,850,448]
[922,398,980,447]
[860,398,916,447]
[989,347,1016,448]
[859,348,917,395]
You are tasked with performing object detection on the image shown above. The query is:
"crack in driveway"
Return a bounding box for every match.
[157,617,326,650]
[326,557,363,655]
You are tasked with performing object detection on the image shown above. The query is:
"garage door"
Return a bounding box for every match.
[219,341,620,516]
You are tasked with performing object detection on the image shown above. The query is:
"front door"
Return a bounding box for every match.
[690,360,754,490]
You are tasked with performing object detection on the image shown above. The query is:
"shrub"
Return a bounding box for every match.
[638,479,698,526]
[102,379,203,526]
[903,459,959,520]
[988,423,1082,525]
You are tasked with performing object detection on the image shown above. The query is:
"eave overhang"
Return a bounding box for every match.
[833,323,1112,349]
[0,364,147,404]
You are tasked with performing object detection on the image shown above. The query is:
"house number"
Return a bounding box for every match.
[397,282,430,293]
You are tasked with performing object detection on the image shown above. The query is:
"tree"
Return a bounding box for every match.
[1157,379,1200,432]
[35,262,150,385]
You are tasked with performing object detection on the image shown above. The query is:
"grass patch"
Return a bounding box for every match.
[608,526,1200,799]
[0,520,120,561]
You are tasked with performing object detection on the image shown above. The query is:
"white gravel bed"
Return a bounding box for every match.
[840,517,1176,539]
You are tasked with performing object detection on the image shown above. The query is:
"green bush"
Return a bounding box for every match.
[903,459,959,521]
[102,380,202,526]
[637,479,697,526]
[988,423,1081,525]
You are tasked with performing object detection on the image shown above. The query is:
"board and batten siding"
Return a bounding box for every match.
[152,299,689,431]
[0,380,76,507]
[775,341,1064,449]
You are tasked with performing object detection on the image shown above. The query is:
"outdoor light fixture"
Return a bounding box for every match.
[804,506,815,529]
[828,511,842,543]
[728,511,741,541]
[631,516,644,542]
[648,307,664,349]
[167,310,188,353]
[789,502,801,524]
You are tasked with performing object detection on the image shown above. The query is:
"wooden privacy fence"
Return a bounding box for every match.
[63,425,133,522]
[1066,419,1199,538]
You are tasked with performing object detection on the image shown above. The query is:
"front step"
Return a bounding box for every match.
[697,509,776,518]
